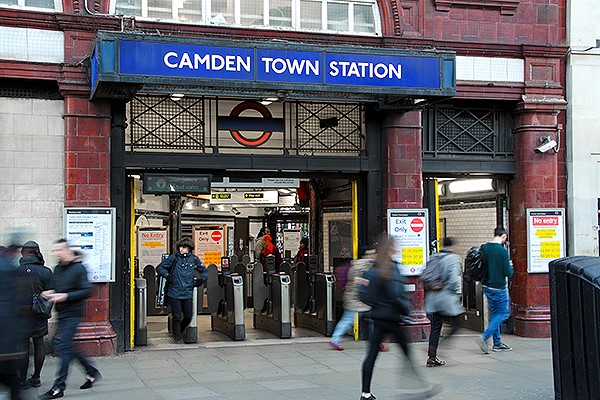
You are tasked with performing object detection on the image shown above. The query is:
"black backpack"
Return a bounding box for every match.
[465,246,487,282]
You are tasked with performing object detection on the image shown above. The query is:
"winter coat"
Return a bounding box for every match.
[0,252,27,359]
[343,258,373,312]
[19,255,53,336]
[157,251,207,300]
[50,253,91,319]
[424,249,464,316]
[363,263,411,323]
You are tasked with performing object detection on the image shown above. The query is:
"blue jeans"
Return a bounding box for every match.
[53,316,99,391]
[482,286,511,346]
[331,310,372,344]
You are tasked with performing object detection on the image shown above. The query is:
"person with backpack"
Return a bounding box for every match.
[476,227,514,354]
[329,246,388,352]
[423,237,464,367]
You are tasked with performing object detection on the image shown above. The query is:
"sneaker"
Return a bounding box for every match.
[426,357,446,367]
[39,388,64,399]
[379,344,389,352]
[476,336,490,354]
[492,342,513,352]
[26,377,41,388]
[329,341,344,351]
[360,394,376,400]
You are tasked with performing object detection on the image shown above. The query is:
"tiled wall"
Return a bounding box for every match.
[441,204,497,261]
[0,97,65,256]
[322,211,352,272]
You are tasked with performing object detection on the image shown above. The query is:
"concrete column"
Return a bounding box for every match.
[510,96,566,338]
[382,109,429,342]
[64,94,117,355]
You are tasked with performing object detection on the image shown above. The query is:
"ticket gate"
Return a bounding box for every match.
[206,258,245,341]
[294,256,336,336]
[253,255,292,339]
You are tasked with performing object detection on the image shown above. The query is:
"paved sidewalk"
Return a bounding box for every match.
[8,333,553,400]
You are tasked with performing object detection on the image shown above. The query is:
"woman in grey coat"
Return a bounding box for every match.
[424,237,464,367]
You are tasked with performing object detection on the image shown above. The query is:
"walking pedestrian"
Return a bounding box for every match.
[476,227,514,354]
[157,237,208,343]
[424,237,464,367]
[254,227,270,259]
[329,246,388,352]
[358,236,435,400]
[18,241,53,388]
[39,239,101,400]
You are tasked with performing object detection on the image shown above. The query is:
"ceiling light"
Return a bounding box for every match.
[448,179,494,194]
[170,93,185,101]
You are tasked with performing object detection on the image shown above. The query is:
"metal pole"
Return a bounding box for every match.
[184,286,198,343]
[134,278,147,346]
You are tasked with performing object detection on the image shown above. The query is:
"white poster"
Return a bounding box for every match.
[283,230,302,257]
[527,208,565,273]
[387,209,429,276]
[137,228,168,272]
[193,224,227,268]
[63,208,115,283]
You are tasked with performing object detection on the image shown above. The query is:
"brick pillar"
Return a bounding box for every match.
[64,94,117,355]
[510,96,566,338]
[382,109,429,342]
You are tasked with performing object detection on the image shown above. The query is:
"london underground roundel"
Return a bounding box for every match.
[229,101,273,147]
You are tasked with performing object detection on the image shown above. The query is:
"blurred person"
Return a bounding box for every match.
[329,245,388,352]
[0,236,27,400]
[424,237,464,367]
[39,239,101,400]
[476,227,514,354]
[294,238,309,264]
[18,241,53,388]
[254,227,270,258]
[157,237,208,343]
[358,236,436,400]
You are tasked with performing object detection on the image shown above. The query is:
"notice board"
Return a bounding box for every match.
[63,207,115,282]
[527,208,565,273]
[387,209,429,276]
[193,224,227,268]
[137,228,168,271]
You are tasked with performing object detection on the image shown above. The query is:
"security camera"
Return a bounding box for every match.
[534,137,557,154]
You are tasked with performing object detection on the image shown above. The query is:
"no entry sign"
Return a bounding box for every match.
[387,209,429,276]
[211,230,223,242]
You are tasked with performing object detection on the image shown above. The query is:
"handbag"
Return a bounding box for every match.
[27,268,53,319]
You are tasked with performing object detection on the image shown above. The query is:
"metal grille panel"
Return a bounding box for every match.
[127,95,205,150]
[423,105,513,159]
[295,102,363,155]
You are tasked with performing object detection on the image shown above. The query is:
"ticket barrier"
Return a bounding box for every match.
[252,255,292,339]
[206,257,245,341]
[294,256,336,336]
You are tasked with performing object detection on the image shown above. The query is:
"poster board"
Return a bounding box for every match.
[193,224,227,268]
[387,209,429,276]
[328,220,353,267]
[137,228,168,272]
[527,208,565,273]
[63,207,116,283]
[283,229,302,257]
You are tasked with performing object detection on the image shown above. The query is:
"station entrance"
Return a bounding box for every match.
[111,94,383,349]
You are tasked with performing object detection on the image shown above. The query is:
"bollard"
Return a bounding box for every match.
[134,278,148,346]
[231,275,246,340]
[184,286,198,344]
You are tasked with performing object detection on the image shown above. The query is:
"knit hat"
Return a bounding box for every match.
[22,241,40,250]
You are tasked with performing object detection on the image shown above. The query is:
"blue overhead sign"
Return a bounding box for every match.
[90,33,455,100]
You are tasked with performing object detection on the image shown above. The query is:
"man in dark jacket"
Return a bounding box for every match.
[18,241,53,388]
[39,239,101,400]
[476,227,514,354]
[157,237,208,342]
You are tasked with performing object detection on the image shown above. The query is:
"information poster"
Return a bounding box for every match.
[63,208,115,283]
[527,208,565,273]
[283,230,302,258]
[387,209,429,276]
[137,228,168,271]
[193,224,227,268]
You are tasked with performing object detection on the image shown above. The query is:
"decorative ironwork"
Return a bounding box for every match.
[295,102,363,155]
[423,105,513,159]
[126,95,205,150]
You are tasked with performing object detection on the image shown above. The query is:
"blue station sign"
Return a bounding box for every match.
[91,32,455,100]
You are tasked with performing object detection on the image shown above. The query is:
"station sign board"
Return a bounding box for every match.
[209,190,279,204]
[143,174,211,195]
[527,208,565,273]
[387,209,429,276]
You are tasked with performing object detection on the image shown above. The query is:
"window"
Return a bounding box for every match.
[110,0,379,35]
[0,0,61,11]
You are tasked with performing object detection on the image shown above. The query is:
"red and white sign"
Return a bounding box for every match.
[527,209,565,274]
[211,230,223,242]
[410,218,424,232]
[532,216,559,226]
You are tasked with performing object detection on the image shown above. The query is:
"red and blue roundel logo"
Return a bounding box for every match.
[226,101,280,148]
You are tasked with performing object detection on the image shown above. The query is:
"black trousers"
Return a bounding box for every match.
[427,312,462,358]
[361,319,413,393]
[169,297,193,337]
